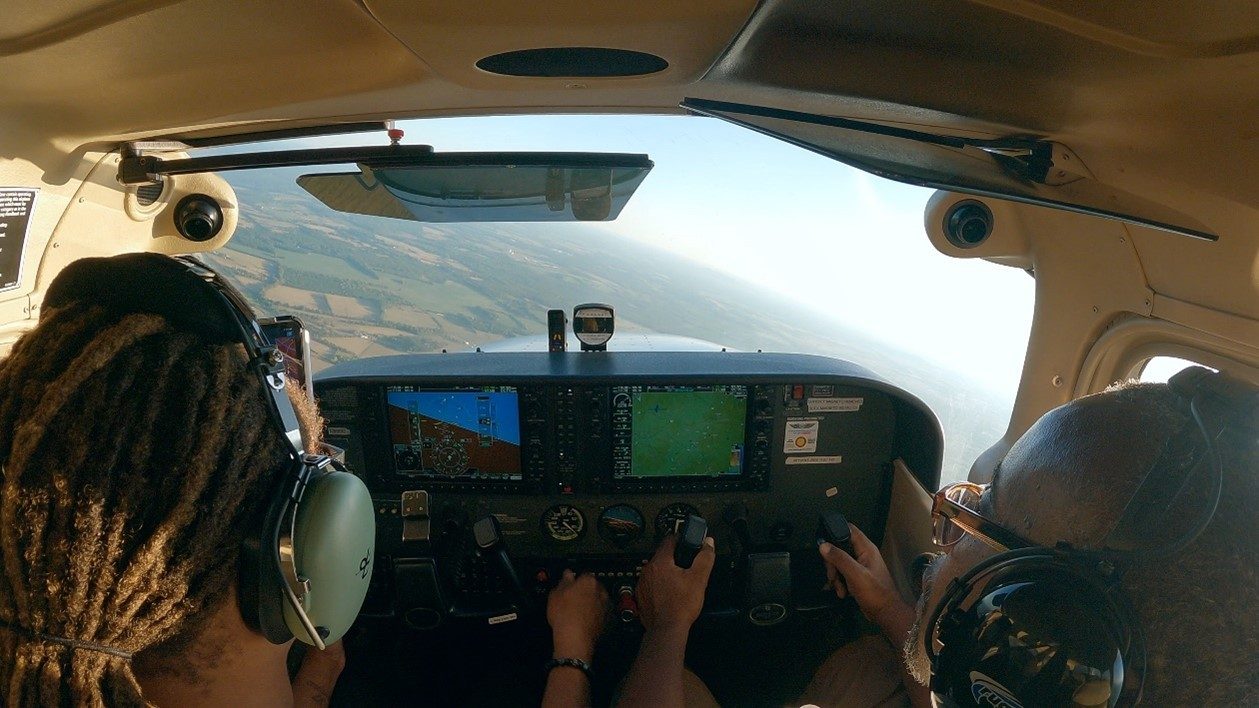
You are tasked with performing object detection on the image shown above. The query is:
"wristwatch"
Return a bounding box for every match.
[544,656,594,681]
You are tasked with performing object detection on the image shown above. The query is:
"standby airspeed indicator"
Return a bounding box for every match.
[542,504,586,542]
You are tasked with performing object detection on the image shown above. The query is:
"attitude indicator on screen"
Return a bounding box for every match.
[386,387,522,480]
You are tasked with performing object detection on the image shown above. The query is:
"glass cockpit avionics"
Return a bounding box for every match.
[611,385,748,480]
[387,386,523,481]
[384,382,767,493]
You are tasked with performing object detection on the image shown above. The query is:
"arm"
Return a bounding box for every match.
[617,534,715,708]
[819,525,932,708]
[543,570,610,708]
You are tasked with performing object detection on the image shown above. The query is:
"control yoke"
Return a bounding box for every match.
[473,515,532,611]
[817,510,857,594]
[674,515,708,569]
[817,510,856,558]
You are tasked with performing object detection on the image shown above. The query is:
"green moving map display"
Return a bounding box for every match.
[626,388,747,477]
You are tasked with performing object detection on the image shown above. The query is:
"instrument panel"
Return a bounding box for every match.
[314,351,942,628]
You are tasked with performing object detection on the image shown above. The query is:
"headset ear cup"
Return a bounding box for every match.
[282,469,376,645]
[929,576,979,700]
[928,549,1144,708]
[241,460,301,645]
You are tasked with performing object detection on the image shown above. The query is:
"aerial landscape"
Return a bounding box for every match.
[208,168,1013,481]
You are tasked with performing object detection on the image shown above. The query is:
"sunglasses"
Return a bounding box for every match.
[931,481,1035,552]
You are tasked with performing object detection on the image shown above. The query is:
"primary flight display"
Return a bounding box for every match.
[387,386,523,480]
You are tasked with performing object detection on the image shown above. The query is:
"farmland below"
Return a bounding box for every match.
[210,167,1013,482]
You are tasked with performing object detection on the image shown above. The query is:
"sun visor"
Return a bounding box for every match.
[298,156,652,224]
[682,98,1215,242]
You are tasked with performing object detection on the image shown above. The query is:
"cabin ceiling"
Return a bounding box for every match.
[2,0,1258,324]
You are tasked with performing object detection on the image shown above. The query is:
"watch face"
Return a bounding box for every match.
[573,306,614,346]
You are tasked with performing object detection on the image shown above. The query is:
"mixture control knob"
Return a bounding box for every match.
[617,586,638,623]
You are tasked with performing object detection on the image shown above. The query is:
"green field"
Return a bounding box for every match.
[630,391,747,477]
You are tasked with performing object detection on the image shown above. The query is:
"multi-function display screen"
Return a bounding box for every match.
[386,386,522,480]
[611,385,748,480]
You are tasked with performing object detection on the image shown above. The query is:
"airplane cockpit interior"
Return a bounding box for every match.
[1,2,1257,706]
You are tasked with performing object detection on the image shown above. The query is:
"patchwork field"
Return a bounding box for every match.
[211,169,1012,481]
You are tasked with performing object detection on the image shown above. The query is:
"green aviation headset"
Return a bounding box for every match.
[44,252,376,650]
[926,367,1256,707]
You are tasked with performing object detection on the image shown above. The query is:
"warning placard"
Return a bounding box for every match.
[0,189,36,292]
[807,397,863,413]
[784,418,819,454]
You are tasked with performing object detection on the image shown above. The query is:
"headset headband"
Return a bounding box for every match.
[1102,367,1255,562]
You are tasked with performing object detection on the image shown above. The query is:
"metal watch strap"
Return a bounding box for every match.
[545,656,594,681]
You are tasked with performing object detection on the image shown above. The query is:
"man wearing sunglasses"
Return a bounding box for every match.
[821,377,1257,707]
[631,377,1257,707]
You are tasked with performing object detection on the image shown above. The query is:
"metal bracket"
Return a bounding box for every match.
[117,142,437,186]
[401,490,431,542]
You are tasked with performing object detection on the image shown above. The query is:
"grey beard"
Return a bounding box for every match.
[903,574,934,686]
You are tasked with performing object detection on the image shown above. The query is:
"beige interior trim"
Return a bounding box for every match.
[0,150,238,357]
[881,459,934,605]
[963,0,1259,58]
[1076,317,1259,395]
[0,0,185,57]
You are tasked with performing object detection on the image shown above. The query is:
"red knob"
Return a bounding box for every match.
[617,586,638,623]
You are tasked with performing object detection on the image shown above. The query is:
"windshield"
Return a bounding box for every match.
[204,115,1034,483]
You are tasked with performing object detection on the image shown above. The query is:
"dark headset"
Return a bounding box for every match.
[44,252,376,650]
[926,367,1257,707]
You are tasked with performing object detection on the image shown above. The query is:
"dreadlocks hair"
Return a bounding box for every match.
[0,297,323,707]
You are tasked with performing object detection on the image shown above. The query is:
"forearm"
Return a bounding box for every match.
[873,601,931,708]
[616,625,689,708]
[542,666,591,708]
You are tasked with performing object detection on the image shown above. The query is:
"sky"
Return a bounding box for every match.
[241,114,1036,398]
[388,115,1035,396]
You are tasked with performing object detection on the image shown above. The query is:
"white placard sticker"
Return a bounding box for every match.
[807,397,863,413]
[784,419,819,453]
[786,455,843,465]
[0,188,36,292]
[488,612,518,625]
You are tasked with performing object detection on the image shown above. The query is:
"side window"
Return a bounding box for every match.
[1138,355,1216,383]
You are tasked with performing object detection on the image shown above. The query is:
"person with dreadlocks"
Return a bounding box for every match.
[0,254,350,706]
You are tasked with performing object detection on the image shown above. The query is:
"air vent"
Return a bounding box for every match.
[476,47,668,78]
[135,181,164,206]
